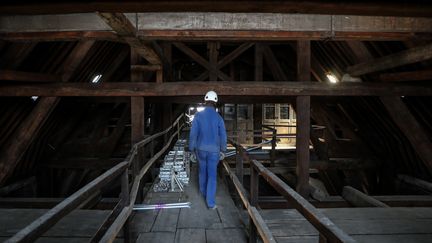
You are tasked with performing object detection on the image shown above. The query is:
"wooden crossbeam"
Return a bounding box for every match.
[97,12,161,64]
[262,45,289,81]
[0,81,431,97]
[346,43,432,76]
[1,1,431,17]
[173,42,231,81]
[379,69,432,82]
[0,70,60,82]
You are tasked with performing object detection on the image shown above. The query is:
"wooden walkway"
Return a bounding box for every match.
[260,207,432,243]
[131,164,247,243]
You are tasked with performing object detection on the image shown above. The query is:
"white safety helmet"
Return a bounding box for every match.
[204,90,218,103]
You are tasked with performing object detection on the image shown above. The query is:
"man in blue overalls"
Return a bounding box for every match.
[189,91,227,209]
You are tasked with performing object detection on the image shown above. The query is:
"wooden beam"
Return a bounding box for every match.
[3,30,432,42]
[379,69,432,82]
[208,42,219,81]
[173,42,231,81]
[0,70,60,82]
[131,49,145,144]
[398,174,432,193]
[0,41,95,185]
[251,160,355,243]
[296,40,311,198]
[97,12,161,64]
[0,42,37,69]
[0,177,35,196]
[342,186,389,207]
[380,97,432,173]
[131,64,162,72]
[262,45,288,81]
[0,97,59,185]
[6,162,128,243]
[1,1,432,17]
[217,42,254,69]
[1,81,432,97]
[347,43,432,76]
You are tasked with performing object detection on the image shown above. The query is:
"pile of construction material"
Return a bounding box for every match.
[153,139,191,192]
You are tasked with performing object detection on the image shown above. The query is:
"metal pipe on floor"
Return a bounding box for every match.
[133,202,191,210]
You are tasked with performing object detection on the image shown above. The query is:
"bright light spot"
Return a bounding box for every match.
[197,106,205,112]
[326,73,338,84]
[91,74,102,83]
[189,107,195,111]
[31,96,39,101]
[401,96,405,98]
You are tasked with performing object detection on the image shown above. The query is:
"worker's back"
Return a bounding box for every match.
[189,106,227,153]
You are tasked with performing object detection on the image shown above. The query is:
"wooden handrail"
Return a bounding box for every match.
[7,114,185,243]
[100,124,184,242]
[6,161,129,243]
[222,160,276,243]
[250,160,356,243]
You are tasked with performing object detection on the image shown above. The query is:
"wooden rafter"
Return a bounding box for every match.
[346,43,432,76]
[346,41,432,173]
[0,41,95,185]
[97,12,161,64]
[173,42,231,81]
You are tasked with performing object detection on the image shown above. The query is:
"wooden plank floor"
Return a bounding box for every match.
[260,207,432,243]
[0,209,125,242]
[132,164,247,243]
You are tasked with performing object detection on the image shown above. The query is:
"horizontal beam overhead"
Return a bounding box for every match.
[0,81,431,97]
[1,13,432,41]
[1,1,431,17]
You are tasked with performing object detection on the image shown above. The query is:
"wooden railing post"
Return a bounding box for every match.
[236,147,244,185]
[250,164,259,243]
[121,170,130,243]
[271,129,276,165]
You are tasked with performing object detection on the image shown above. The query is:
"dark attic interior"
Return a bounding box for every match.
[1,1,432,242]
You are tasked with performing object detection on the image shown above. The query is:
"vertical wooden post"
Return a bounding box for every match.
[236,148,244,185]
[254,43,264,145]
[296,40,311,198]
[208,42,219,81]
[121,170,130,243]
[271,129,276,165]
[250,164,259,243]
[131,49,146,146]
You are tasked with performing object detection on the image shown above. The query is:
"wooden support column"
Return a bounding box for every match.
[296,40,311,198]
[130,50,145,145]
[249,164,259,243]
[208,42,219,81]
[254,43,263,144]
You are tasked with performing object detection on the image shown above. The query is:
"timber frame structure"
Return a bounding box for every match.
[0,1,432,243]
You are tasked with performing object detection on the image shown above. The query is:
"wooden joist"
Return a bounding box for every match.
[97,12,161,64]
[346,43,432,76]
[398,174,432,193]
[1,1,431,17]
[1,81,431,97]
[0,70,60,82]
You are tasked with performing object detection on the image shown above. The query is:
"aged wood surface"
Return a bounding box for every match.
[1,82,432,97]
